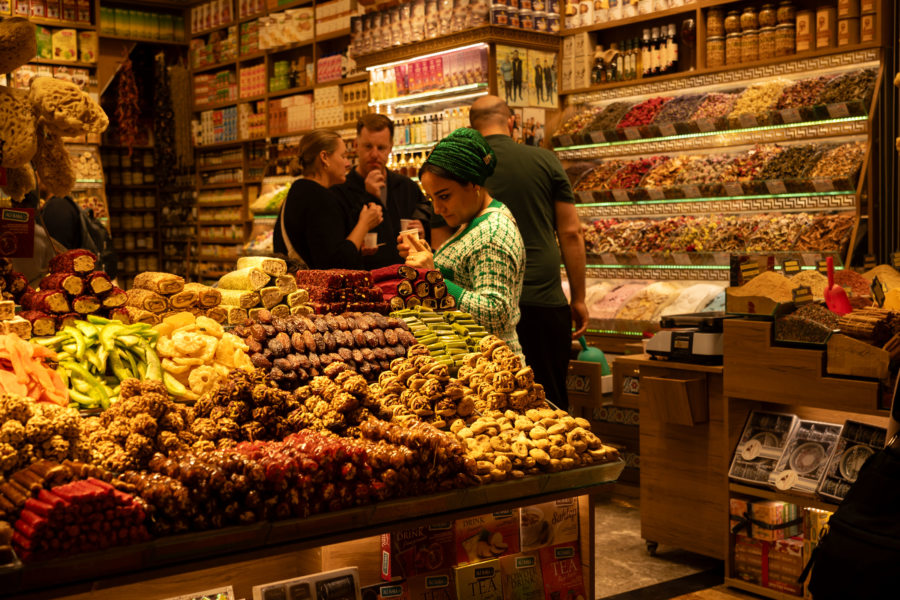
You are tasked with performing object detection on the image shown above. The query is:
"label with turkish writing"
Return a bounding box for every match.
[766,180,788,195]
[891,252,900,269]
[612,189,630,202]
[696,118,717,133]
[673,252,692,265]
[0,208,34,258]
[577,191,593,204]
[864,255,877,269]
[827,102,850,119]
[816,260,829,275]
[557,134,574,148]
[780,108,802,124]
[782,259,801,275]
[871,276,885,307]
[812,179,835,193]
[589,131,606,144]
[792,285,813,305]
[681,184,702,198]
[658,122,677,137]
[739,113,758,128]
[723,181,744,196]
[623,127,642,140]
[646,187,665,200]
[740,262,760,281]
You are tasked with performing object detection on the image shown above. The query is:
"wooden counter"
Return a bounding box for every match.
[3,460,624,600]
[616,355,727,560]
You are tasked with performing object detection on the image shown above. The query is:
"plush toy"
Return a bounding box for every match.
[0,17,108,201]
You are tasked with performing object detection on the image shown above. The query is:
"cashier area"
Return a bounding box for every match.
[568,313,729,559]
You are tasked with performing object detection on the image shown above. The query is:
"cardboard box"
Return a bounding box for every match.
[35,26,52,59]
[381,522,456,580]
[520,499,579,551]
[729,498,801,542]
[51,29,78,62]
[539,543,586,600]
[406,570,455,600]
[455,511,520,565]
[567,360,612,409]
[78,31,97,62]
[454,560,502,600]
[362,581,409,600]
[252,567,360,600]
[500,553,544,600]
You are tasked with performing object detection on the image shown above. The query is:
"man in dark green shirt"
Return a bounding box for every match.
[432,96,587,409]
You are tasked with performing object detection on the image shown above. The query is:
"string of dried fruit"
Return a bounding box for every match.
[153,53,176,190]
[115,54,140,157]
[167,63,194,169]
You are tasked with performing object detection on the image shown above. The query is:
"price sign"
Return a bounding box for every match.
[781,259,801,275]
[577,191,594,204]
[696,118,716,133]
[612,189,630,202]
[891,252,900,269]
[682,184,702,198]
[0,208,34,258]
[872,276,886,307]
[658,123,677,137]
[600,253,617,265]
[816,260,829,275]
[792,285,814,305]
[766,180,788,195]
[557,134,574,147]
[741,261,760,281]
[864,255,877,269]
[827,102,850,118]
[780,108,802,124]
[623,127,642,140]
[646,187,665,200]
[739,113,758,128]
[812,179,835,193]
[724,181,744,196]
[589,131,606,144]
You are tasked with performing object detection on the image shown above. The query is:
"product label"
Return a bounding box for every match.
[740,261,760,281]
[864,254,877,269]
[871,276,885,307]
[623,127,641,140]
[672,252,691,265]
[0,208,34,258]
[600,253,617,265]
[681,184,702,198]
[557,133,574,147]
[739,113,758,128]
[766,180,787,195]
[781,259,801,275]
[827,102,850,119]
[792,285,813,305]
[658,122,677,137]
[577,191,593,204]
[589,130,606,143]
[816,259,829,275]
[891,251,900,269]
[812,179,835,193]
[724,181,744,196]
[780,107,802,123]
[612,189,630,202]
[646,187,665,200]
[696,117,717,132]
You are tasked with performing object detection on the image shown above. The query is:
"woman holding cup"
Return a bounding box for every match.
[274,130,383,268]
[400,128,526,353]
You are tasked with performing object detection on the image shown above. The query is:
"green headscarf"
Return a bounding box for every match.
[423,127,497,186]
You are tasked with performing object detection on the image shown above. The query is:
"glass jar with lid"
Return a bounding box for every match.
[741,29,759,62]
[775,22,795,55]
[740,6,758,30]
[726,32,742,65]
[758,26,776,59]
[706,8,725,36]
[724,10,741,33]
[777,1,796,24]
[707,36,725,67]
[759,3,777,27]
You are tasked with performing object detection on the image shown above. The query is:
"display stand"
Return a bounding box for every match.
[722,318,887,599]
[3,460,623,600]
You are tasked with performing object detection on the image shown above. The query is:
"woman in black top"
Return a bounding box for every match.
[273,130,382,268]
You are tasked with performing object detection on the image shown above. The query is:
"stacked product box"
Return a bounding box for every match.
[100,7,181,40]
[258,8,314,49]
[561,32,592,92]
[314,85,344,128]
[191,0,234,34]
[197,106,238,145]
[190,26,238,68]
[239,63,266,98]
[239,19,260,55]
[729,498,802,543]
[269,94,313,135]
[316,54,346,83]
[379,501,585,599]
[237,0,265,19]
[342,81,369,124]
[270,59,292,92]
[315,0,355,36]
[194,70,237,106]
[238,100,267,139]
[734,534,805,596]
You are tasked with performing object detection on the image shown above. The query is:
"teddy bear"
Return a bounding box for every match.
[0,17,108,202]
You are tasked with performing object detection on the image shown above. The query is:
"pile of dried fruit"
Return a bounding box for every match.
[0,395,83,477]
[297,269,389,315]
[125,272,225,326]
[217,256,312,324]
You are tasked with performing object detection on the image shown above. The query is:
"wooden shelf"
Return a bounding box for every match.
[29,17,95,30]
[237,93,267,103]
[268,84,314,99]
[195,139,244,150]
[199,238,245,244]
[724,577,804,600]
[194,97,241,111]
[729,483,838,513]
[106,184,156,190]
[198,220,250,226]
[198,201,244,208]
[238,49,268,62]
[117,249,159,254]
[192,58,237,74]
[195,256,241,263]
[190,21,237,38]
[111,207,158,212]
[198,161,244,171]
[116,228,158,234]
[315,27,351,42]
[354,25,560,68]
[239,12,267,24]
[99,34,188,46]
[199,182,243,189]
[31,57,96,68]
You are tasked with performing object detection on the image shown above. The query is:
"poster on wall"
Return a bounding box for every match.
[496,45,558,109]
[511,108,548,147]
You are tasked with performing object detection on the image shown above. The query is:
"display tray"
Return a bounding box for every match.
[725,292,796,319]
[553,100,869,149]
[0,460,623,596]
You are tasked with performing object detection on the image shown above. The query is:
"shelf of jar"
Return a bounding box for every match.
[198,161,244,171]
[198,238,246,244]
[728,482,838,513]
[556,117,868,160]
[194,97,241,111]
[315,27,351,42]
[563,44,882,102]
[29,17,96,30]
[573,190,857,219]
[369,82,488,108]
[99,34,188,46]
[563,2,699,36]
[194,139,244,150]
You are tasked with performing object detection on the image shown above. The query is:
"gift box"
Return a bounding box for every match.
[730,498,801,542]
[734,534,805,596]
[380,522,456,580]
[455,511,520,565]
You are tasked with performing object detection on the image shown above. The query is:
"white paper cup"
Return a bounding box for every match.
[400,218,416,230]
[400,228,420,243]
[364,233,378,249]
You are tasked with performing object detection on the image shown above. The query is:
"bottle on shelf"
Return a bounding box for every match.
[641,28,651,78]
[614,42,624,82]
[651,26,661,76]
[666,23,678,74]
[592,45,607,85]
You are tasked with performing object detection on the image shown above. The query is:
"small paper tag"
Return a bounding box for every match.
[864,254,877,269]
[792,285,814,305]
[589,131,606,144]
[741,439,762,461]
[741,262,760,281]
[673,252,691,265]
[623,127,642,140]
[577,191,594,203]
[774,469,799,491]
[766,180,788,195]
[891,252,900,268]
[724,181,744,196]
[780,107,802,123]
[782,259,801,275]
[801,253,819,265]
[682,184,702,198]
[558,134,574,147]
[658,122,677,137]
[646,187,665,200]
[816,259,829,275]
[638,253,655,265]
[612,189,630,202]
[696,118,717,133]
[739,113,758,128]
[827,102,850,119]
[812,179,835,193]
[872,276,886,307]
[600,253,617,265]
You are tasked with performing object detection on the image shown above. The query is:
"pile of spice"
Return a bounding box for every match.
[616,282,684,322]
[591,283,648,319]
[775,76,835,109]
[808,142,866,180]
[691,92,740,120]
[606,156,668,189]
[757,144,828,180]
[618,97,673,128]
[573,160,627,191]
[788,270,829,299]
[775,303,839,344]
[833,269,873,308]
[862,265,900,291]
[566,162,597,188]
[586,101,635,131]
[729,271,795,303]
[794,213,854,252]
[745,213,814,252]
[556,106,601,136]
[816,68,877,105]
[653,94,707,124]
[838,307,900,346]
[642,156,693,188]
[729,80,789,117]
[720,145,783,182]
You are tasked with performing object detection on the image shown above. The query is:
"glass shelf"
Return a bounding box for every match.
[368,82,488,108]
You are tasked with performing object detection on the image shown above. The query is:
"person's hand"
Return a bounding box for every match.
[570,299,589,339]
[397,233,412,259]
[362,245,379,256]
[404,235,435,271]
[358,202,383,230]
[364,169,386,199]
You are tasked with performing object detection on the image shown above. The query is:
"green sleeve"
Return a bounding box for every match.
[454,240,522,334]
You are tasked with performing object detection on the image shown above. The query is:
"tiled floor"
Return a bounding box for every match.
[594,490,762,600]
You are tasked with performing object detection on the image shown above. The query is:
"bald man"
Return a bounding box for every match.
[433,95,587,410]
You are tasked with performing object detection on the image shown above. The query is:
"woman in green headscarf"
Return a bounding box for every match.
[399,128,526,353]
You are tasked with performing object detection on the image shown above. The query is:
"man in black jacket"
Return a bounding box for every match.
[330,114,433,270]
